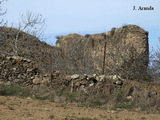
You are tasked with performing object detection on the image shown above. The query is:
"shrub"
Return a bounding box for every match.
[91,101,103,107]
[113,88,124,103]
[76,117,95,120]
[65,91,77,102]
[0,85,31,97]
[115,103,134,109]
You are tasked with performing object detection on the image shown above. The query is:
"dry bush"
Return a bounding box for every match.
[148,45,160,83]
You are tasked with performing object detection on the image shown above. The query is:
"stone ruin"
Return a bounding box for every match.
[56,25,149,80]
[0,25,149,80]
[0,54,119,90]
[1,25,160,110]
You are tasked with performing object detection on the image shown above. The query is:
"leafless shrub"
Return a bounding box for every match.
[148,40,160,83]
[19,11,45,37]
[11,11,45,55]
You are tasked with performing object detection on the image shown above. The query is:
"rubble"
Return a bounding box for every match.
[113,80,123,86]
[0,54,41,86]
[70,74,80,79]
[0,54,125,91]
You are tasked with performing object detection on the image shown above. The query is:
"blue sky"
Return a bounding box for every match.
[3,0,160,50]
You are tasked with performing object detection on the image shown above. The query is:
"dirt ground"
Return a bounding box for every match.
[0,96,160,120]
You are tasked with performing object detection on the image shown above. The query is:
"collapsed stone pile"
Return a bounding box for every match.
[49,73,123,93]
[0,53,125,91]
[0,54,42,86]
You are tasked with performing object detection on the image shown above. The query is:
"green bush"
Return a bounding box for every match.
[115,103,133,109]
[65,92,77,102]
[113,88,124,103]
[35,96,48,100]
[0,85,31,97]
[92,101,103,107]
[76,117,95,120]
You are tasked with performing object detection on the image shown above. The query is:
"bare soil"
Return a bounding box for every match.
[0,96,160,120]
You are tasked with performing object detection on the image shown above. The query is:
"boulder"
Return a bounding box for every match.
[113,80,123,86]
[71,74,80,79]
[98,75,106,81]
[148,91,157,97]
[32,76,41,85]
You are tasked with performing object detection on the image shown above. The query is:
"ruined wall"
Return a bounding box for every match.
[56,25,149,80]
[0,25,149,80]
[0,54,52,86]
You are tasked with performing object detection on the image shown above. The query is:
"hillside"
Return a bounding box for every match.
[0,27,64,72]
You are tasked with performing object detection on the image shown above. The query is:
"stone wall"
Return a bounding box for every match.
[56,25,149,80]
[0,54,51,86]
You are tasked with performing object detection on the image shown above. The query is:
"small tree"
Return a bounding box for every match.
[13,11,45,55]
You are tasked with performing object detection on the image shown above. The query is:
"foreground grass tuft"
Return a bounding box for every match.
[76,117,96,120]
[115,103,134,109]
[0,85,31,97]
